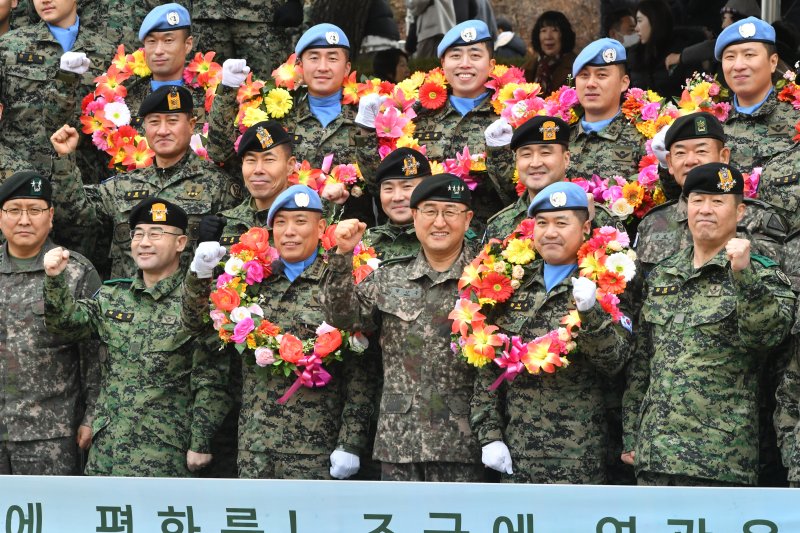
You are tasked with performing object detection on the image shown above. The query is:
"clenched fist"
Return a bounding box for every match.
[44,247,70,276]
[725,237,751,272]
[50,124,80,156]
[321,182,350,205]
[334,218,367,255]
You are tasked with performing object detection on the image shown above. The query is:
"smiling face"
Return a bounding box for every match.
[271,210,326,263]
[34,0,76,28]
[687,192,745,248]
[721,42,778,107]
[379,177,424,225]
[241,145,296,211]
[412,200,473,256]
[299,48,351,97]
[574,65,629,121]
[130,223,186,276]
[666,138,730,187]
[515,144,570,198]
[143,112,195,165]
[441,43,495,99]
[533,210,590,265]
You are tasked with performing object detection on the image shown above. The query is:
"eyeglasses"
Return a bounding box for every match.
[1,207,49,219]
[130,228,183,241]
[416,208,469,221]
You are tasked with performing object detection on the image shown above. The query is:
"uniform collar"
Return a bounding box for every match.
[407,245,470,283]
[132,265,185,299]
[0,238,54,273]
[578,111,623,138]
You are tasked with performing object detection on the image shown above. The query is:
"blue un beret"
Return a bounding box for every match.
[572,38,627,78]
[437,20,492,58]
[295,24,350,57]
[138,3,191,41]
[528,181,589,217]
[714,17,775,60]
[267,185,324,228]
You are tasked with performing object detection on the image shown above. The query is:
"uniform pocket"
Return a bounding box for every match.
[381,393,413,414]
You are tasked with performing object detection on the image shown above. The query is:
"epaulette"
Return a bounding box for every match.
[379,255,415,268]
[751,254,778,268]
[103,278,134,285]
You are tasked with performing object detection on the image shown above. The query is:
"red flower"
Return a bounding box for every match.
[210,287,240,312]
[314,328,343,358]
[598,270,626,295]
[419,81,447,110]
[353,264,373,284]
[257,319,280,337]
[478,272,514,303]
[321,224,337,251]
[279,333,305,364]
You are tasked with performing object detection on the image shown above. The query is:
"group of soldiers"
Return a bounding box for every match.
[3,0,800,489]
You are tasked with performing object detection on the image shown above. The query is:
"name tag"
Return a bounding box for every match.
[417,131,443,142]
[652,286,679,296]
[17,53,44,64]
[105,310,134,322]
[124,190,150,201]
[773,174,799,186]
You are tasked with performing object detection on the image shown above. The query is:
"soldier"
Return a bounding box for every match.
[322,174,484,482]
[568,38,645,180]
[0,0,115,180]
[716,17,797,170]
[186,185,374,480]
[0,171,99,475]
[623,162,796,486]
[43,197,230,477]
[48,85,242,279]
[471,182,633,484]
[485,115,623,242]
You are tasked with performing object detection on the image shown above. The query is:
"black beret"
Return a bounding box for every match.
[138,85,193,117]
[237,120,293,157]
[665,112,725,150]
[128,197,188,231]
[682,162,744,196]
[0,171,52,206]
[375,147,432,184]
[510,115,571,150]
[409,173,471,208]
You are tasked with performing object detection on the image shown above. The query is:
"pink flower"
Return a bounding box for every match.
[637,164,659,187]
[210,309,226,329]
[254,347,276,367]
[599,226,630,247]
[233,134,243,154]
[231,317,254,344]
[602,185,623,203]
[378,143,394,160]
[374,107,410,139]
[247,304,264,317]
[640,102,661,121]
[242,260,265,284]
[216,273,233,288]
[558,87,579,108]
[91,130,109,151]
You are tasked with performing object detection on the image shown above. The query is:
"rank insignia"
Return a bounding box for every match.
[106,310,134,322]
[256,126,273,149]
[167,88,181,110]
[150,202,168,222]
[652,286,679,296]
[402,154,420,176]
[717,167,735,192]
[124,190,150,201]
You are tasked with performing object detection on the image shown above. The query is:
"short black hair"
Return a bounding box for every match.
[531,11,576,56]
[372,48,408,83]
[603,8,633,37]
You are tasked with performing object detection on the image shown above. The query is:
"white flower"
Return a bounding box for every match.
[493,260,507,273]
[254,347,275,367]
[626,249,638,261]
[610,198,634,218]
[366,257,381,270]
[190,133,205,152]
[247,304,264,317]
[224,256,244,276]
[349,331,369,352]
[351,186,363,198]
[103,101,131,127]
[510,279,521,290]
[605,252,637,282]
[512,265,525,280]
[316,322,336,335]
[230,306,251,323]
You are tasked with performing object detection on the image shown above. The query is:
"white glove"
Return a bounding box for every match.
[484,117,513,147]
[571,276,597,311]
[221,58,250,88]
[329,449,360,479]
[190,242,226,279]
[481,441,513,474]
[59,52,91,75]
[354,93,388,129]
[651,125,670,169]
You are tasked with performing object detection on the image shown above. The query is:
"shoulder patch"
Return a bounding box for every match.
[751,254,778,268]
[103,278,134,286]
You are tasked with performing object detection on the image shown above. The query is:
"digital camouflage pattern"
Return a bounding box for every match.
[470,260,633,484]
[0,240,100,475]
[43,268,230,477]
[364,223,419,261]
[568,114,645,181]
[0,22,115,181]
[217,197,269,247]
[49,151,242,279]
[79,1,163,51]
[624,246,796,485]
[755,143,800,234]
[0,144,27,182]
[381,461,485,482]
[0,436,79,475]
[723,95,797,171]
[237,450,331,480]
[322,249,483,470]
[183,255,375,479]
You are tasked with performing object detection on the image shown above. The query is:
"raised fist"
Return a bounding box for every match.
[334,218,367,255]
[44,247,70,277]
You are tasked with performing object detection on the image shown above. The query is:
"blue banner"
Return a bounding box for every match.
[0,476,797,532]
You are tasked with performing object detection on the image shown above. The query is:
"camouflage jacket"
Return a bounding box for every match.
[79,1,163,50]
[756,142,800,234]
[470,260,632,473]
[50,150,243,279]
[0,144,27,181]
[624,246,795,484]
[217,197,269,247]
[0,239,100,441]
[568,113,645,181]
[321,247,482,464]
[191,0,282,21]
[183,255,375,456]
[363,222,419,261]
[723,93,797,171]
[774,319,800,481]
[0,22,115,178]
[43,268,230,454]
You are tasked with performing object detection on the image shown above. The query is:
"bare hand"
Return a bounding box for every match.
[621,451,635,465]
[665,52,680,69]
[586,193,596,222]
[50,124,80,155]
[186,450,213,472]
[726,237,751,272]
[334,218,367,254]
[76,425,92,450]
[322,182,350,205]
[43,247,70,276]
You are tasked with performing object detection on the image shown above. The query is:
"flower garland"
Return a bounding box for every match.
[209,226,375,403]
[449,221,635,388]
[427,145,487,190]
[80,45,221,172]
[283,157,367,200]
[677,72,730,122]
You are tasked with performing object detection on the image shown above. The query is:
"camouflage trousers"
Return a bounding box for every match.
[637,471,747,487]
[0,436,78,475]
[503,456,605,485]
[86,425,193,478]
[238,450,331,480]
[191,20,294,78]
[381,461,485,482]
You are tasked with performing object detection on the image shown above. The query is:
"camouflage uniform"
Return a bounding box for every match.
[363,223,418,260]
[49,151,242,279]
[568,114,645,181]
[217,197,269,247]
[470,260,633,484]
[0,21,115,182]
[723,94,797,171]
[756,143,800,234]
[0,145,26,182]
[624,246,796,485]
[183,255,375,480]
[43,268,230,477]
[0,240,100,475]
[78,1,162,50]
[321,247,484,481]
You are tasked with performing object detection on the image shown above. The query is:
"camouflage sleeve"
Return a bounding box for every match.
[733,264,796,349]
[189,335,232,454]
[577,303,633,378]
[775,334,800,469]
[485,145,516,207]
[622,302,653,453]
[181,270,213,336]
[321,253,379,333]
[355,131,381,196]
[50,154,106,255]
[469,365,505,446]
[43,271,99,342]
[74,262,102,428]
[336,350,379,455]
[206,85,241,166]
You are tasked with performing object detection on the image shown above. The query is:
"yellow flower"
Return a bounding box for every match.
[491,64,510,78]
[396,135,422,150]
[622,181,645,208]
[402,119,416,137]
[512,168,519,184]
[242,106,270,128]
[501,238,536,265]
[646,90,663,103]
[426,69,447,87]
[635,121,657,139]
[579,251,606,280]
[129,50,151,77]
[430,160,445,175]
[690,81,710,102]
[264,88,293,119]
[653,187,666,205]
